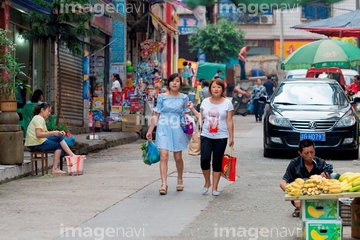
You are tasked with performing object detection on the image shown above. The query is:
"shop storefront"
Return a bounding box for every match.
[7,1,53,107]
[88,15,113,126]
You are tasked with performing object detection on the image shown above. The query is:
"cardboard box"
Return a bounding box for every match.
[302,220,342,240]
[108,121,122,130]
[301,199,339,221]
[111,106,122,112]
[121,122,142,132]
[110,112,122,119]
[122,106,130,114]
[122,114,143,125]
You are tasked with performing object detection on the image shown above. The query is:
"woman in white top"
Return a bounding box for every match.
[111,73,123,92]
[187,78,234,196]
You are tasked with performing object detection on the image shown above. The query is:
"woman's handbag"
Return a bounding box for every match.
[180,113,194,135]
[188,114,201,156]
[221,147,237,182]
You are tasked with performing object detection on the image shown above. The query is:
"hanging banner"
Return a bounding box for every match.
[83,51,90,100]
[178,17,198,35]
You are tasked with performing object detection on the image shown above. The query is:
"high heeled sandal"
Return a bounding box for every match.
[159,183,168,195]
[176,179,184,191]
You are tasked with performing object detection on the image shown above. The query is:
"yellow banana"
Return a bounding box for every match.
[308,205,325,218]
[340,180,348,187]
[290,183,302,189]
[347,174,360,183]
[350,185,360,192]
[289,189,302,196]
[341,183,353,192]
[310,228,328,240]
[328,188,342,194]
[295,178,305,185]
[339,172,354,182]
[352,178,360,187]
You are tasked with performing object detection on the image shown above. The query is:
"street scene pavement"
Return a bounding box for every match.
[0,115,359,240]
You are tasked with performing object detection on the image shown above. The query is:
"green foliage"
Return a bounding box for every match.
[47,123,68,132]
[188,19,245,63]
[23,0,100,56]
[0,28,32,100]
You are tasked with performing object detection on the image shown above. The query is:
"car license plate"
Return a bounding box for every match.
[300,133,326,141]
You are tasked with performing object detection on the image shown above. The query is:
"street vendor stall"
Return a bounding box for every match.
[285,193,360,239]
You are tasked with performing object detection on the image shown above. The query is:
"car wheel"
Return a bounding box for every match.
[242,110,248,117]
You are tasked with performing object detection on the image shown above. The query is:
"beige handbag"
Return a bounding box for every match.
[188,114,201,156]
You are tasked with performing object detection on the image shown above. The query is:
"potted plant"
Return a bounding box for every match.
[0,28,31,112]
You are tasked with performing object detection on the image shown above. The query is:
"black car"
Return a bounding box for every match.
[262,78,359,159]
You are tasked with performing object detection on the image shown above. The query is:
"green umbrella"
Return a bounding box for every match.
[281,39,360,70]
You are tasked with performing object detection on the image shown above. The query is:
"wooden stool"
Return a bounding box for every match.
[30,151,49,175]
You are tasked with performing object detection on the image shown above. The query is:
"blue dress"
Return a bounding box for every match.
[154,93,191,152]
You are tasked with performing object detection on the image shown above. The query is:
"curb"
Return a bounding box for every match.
[0,132,140,184]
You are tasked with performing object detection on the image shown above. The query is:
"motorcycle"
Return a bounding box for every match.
[232,86,251,116]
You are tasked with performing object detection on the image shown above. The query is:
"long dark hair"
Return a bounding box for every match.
[31,89,43,103]
[167,73,182,88]
[113,73,123,88]
[33,102,51,116]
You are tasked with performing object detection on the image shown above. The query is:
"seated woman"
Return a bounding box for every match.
[24,103,75,174]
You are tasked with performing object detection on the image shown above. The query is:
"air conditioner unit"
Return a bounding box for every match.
[260,15,274,24]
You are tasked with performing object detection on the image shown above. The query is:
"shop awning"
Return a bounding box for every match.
[150,10,179,35]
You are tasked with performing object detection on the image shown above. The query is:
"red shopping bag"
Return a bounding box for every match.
[221,148,237,182]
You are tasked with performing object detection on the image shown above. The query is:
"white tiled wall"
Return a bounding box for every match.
[236,0,356,40]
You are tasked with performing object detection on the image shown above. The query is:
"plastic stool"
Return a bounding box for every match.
[30,151,49,175]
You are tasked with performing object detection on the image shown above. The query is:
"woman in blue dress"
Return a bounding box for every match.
[146,73,191,195]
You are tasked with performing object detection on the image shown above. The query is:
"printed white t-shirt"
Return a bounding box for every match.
[200,98,234,139]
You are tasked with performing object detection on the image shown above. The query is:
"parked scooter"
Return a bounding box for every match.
[232,83,251,116]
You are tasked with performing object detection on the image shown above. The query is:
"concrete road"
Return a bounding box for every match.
[0,115,359,240]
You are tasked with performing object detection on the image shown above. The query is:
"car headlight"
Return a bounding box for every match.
[269,114,291,127]
[334,110,357,128]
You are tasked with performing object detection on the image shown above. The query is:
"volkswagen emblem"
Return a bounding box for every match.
[308,121,317,129]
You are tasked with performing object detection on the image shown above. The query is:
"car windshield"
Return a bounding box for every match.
[273,82,348,106]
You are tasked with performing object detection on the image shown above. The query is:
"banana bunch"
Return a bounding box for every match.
[286,178,305,196]
[349,178,360,192]
[321,179,342,194]
[339,172,360,183]
[302,175,323,195]
[339,172,360,192]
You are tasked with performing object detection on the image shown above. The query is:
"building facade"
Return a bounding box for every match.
[218,0,357,60]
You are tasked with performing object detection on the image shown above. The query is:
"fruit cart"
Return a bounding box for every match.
[285,193,360,239]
